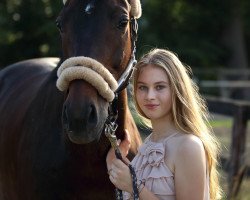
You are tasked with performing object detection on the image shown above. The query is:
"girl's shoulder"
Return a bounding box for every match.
[164,132,203,147]
[170,133,204,153]
[177,133,204,152]
[164,133,206,165]
[174,132,203,146]
[172,133,206,167]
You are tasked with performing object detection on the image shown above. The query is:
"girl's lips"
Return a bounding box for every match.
[144,104,159,109]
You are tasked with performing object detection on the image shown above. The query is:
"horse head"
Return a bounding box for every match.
[56,0,141,144]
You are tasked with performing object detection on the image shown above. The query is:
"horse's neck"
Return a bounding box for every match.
[115,90,127,134]
[116,90,142,157]
[116,90,134,137]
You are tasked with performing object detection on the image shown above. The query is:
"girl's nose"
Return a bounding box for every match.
[146,88,156,100]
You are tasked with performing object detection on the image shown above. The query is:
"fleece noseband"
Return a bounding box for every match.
[57,57,118,102]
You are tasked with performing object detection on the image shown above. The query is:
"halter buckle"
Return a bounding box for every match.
[105,122,119,149]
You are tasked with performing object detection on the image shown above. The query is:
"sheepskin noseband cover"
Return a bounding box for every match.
[56,57,118,102]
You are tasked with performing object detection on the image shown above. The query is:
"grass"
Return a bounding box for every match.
[210,119,232,128]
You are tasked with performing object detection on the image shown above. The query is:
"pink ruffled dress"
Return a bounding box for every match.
[123,133,210,200]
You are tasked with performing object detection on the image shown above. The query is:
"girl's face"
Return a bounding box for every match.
[136,64,172,122]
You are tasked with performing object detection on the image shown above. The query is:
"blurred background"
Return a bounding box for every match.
[0,0,249,199]
[1,0,250,99]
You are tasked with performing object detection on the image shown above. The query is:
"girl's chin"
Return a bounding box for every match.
[144,113,158,120]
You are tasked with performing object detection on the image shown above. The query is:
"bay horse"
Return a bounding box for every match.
[0,0,142,199]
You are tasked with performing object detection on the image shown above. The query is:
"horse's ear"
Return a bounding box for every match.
[130,0,142,19]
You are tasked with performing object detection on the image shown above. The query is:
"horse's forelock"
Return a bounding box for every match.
[62,0,142,18]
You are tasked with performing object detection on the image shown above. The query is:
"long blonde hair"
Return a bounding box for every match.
[133,48,221,199]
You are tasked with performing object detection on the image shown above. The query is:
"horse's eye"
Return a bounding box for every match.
[117,17,129,29]
[55,18,63,32]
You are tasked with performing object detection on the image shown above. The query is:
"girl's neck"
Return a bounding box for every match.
[151,117,177,142]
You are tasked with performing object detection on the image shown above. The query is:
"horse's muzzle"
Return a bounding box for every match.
[62,101,105,144]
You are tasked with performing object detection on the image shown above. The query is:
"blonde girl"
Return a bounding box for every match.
[107,48,221,200]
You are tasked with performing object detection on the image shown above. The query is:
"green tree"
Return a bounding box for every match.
[138,0,232,68]
[1,0,250,73]
[0,0,61,68]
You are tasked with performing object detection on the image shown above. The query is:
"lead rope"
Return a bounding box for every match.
[105,119,139,200]
[105,95,139,200]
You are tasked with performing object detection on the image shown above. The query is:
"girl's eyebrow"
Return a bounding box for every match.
[137,81,146,84]
[154,81,168,84]
[137,81,168,84]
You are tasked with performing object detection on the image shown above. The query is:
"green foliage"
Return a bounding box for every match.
[0,0,250,70]
[137,0,233,68]
[0,0,61,67]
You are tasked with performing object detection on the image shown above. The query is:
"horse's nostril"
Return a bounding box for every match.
[88,105,97,125]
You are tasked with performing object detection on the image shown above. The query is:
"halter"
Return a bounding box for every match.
[116,18,138,93]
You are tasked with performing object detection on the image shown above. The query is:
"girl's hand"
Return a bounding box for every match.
[106,129,133,193]
[106,129,131,171]
[109,158,133,193]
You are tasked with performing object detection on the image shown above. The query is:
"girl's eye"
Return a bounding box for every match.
[138,85,147,91]
[156,85,165,90]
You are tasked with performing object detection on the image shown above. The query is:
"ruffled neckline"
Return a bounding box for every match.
[135,133,177,175]
[123,133,176,199]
